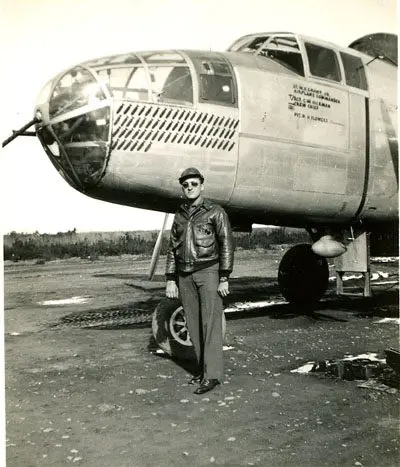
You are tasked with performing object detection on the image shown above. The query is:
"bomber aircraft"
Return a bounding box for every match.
[3,31,398,356]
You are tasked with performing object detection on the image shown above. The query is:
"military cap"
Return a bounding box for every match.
[178,167,204,184]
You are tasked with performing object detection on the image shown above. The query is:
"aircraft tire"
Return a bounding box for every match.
[152,298,226,360]
[278,244,329,304]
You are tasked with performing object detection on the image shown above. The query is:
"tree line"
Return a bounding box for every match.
[4,228,309,262]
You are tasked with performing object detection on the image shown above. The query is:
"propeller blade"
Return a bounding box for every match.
[148,213,170,281]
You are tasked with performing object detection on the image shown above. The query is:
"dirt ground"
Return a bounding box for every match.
[4,251,400,466]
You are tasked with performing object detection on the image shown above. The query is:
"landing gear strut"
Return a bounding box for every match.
[278,244,329,304]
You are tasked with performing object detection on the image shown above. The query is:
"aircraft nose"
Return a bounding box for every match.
[35,67,111,189]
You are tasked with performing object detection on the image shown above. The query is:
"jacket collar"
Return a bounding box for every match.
[198,198,214,211]
[179,197,214,215]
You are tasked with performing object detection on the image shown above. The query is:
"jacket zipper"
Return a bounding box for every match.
[185,218,191,264]
[182,204,206,266]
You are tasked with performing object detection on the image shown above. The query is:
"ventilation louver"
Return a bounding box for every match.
[112,102,239,153]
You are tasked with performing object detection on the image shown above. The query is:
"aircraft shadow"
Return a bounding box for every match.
[318,289,399,318]
[54,275,398,376]
[54,274,397,331]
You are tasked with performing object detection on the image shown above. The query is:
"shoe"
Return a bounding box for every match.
[194,379,220,394]
[188,374,203,385]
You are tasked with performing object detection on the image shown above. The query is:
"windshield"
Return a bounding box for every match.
[258,36,304,75]
[236,36,270,53]
[233,34,304,76]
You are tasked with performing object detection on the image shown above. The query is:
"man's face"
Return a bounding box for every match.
[181,177,204,201]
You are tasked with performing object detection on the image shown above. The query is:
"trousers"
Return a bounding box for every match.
[178,264,223,380]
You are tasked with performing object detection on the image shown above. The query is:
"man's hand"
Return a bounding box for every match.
[166,280,179,299]
[218,281,229,297]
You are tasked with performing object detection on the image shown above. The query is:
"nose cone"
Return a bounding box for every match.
[35,66,111,189]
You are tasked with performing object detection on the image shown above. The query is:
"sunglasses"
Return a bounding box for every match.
[182,181,200,188]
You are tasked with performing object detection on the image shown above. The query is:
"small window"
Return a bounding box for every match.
[200,75,234,104]
[259,36,304,75]
[340,52,368,90]
[199,61,235,105]
[305,43,341,82]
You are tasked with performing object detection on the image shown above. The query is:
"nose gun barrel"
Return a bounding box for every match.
[2,116,41,148]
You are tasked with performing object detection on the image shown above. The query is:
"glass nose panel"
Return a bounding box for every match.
[49,67,107,119]
[150,66,193,104]
[51,108,109,143]
[50,107,110,186]
[38,66,111,188]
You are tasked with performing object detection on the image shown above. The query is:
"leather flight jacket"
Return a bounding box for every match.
[165,198,234,280]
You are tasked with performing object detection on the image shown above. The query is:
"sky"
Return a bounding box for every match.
[0,0,397,234]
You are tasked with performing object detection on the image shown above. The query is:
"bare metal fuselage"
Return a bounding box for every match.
[34,33,398,232]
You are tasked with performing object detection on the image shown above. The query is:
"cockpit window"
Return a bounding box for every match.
[236,36,270,53]
[305,43,341,82]
[233,34,304,75]
[258,36,304,75]
[340,52,368,90]
[49,67,107,118]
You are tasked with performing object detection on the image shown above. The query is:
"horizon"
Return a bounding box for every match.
[3,224,286,236]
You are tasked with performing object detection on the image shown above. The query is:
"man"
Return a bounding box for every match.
[165,167,234,395]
